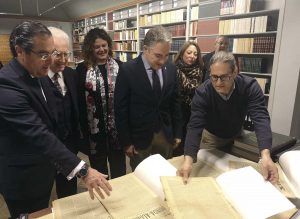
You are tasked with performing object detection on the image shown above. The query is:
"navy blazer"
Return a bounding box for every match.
[114,54,182,150]
[0,59,80,200]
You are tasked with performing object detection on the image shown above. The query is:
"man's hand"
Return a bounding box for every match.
[176,155,193,184]
[82,167,112,200]
[173,138,182,149]
[259,149,279,184]
[125,144,138,158]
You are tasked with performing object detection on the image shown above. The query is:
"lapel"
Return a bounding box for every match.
[10,59,55,123]
[62,67,79,120]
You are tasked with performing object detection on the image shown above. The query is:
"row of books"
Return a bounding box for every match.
[139,0,186,15]
[190,19,219,36]
[170,39,186,51]
[113,19,136,30]
[254,77,270,94]
[113,30,138,41]
[86,25,106,33]
[114,52,137,62]
[164,24,186,37]
[229,36,276,53]
[219,15,277,35]
[238,57,268,73]
[73,35,85,43]
[220,0,252,15]
[113,41,138,51]
[190,6,199,20]
[86,15,106,26]
[112,7,137,20]
[139,9,187,26]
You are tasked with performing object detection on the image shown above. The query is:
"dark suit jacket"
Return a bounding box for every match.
[41,66,81,153]
[0,59,80,200]
[114,55,182,150]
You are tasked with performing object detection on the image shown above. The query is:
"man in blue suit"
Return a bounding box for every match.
[0,21,112,218]
[114,26,182,170]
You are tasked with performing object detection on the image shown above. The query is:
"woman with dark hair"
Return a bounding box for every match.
[173,41,204,156]
[76,28,126,178]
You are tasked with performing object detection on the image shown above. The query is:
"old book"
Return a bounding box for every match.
[278,150,300,198]
[52,154,176,219]
[161,167,297,219]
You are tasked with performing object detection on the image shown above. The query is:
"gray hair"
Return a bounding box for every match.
[209,51,237,73]
[47,26,69,44]
[143,26,172,48]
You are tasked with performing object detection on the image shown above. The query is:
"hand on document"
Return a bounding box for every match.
[82,167,112,200]
[176,155,193,184]
[259,149,279,184]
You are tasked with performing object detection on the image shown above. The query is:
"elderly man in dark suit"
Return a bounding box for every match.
[40,27,81,199]
[114,26,182,170]
[0,21,111,218]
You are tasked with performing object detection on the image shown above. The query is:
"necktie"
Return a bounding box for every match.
[52,73,63,95]
[152,69,161,99]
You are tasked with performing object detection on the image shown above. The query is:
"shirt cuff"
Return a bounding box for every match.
[67,160,85,180]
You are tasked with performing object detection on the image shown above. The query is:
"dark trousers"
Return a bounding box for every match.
[55,137,78,198]
[4,191,51,219]
[173,103,190,157]
[130,130,173,171]
[89,140,126,179]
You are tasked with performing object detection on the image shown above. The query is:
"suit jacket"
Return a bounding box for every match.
[41,66,81,153]
[114,55,182,150]
[0,59,80,200]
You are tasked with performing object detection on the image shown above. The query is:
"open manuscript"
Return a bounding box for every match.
[52,154,176,219]
[161,166,297,219]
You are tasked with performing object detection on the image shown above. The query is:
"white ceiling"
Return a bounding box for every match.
[0,0,135,21]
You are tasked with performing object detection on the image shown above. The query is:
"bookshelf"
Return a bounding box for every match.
[72,13,108,63]
[138,0,188,60]
[71,0,281,113]
[108,6,138,62]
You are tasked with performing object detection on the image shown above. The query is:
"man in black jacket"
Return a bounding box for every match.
[42,27,81,198]
[114,26,182,170]
[0,21,111,218]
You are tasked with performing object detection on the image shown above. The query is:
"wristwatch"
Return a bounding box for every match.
[76,163,89,178]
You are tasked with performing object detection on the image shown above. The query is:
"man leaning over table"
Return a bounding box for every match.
[0,21,112,218]
[177,51,278,184]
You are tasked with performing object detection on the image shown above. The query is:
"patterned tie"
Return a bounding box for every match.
[152,69,161,99]
[52,73,63,95]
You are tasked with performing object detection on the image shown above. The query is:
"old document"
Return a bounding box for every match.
[161,176,241,219]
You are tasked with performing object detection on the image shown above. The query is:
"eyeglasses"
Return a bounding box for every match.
[54,51,72,60]
[216,41,228,46]
[30,49,58,61]
[210,74,232,82]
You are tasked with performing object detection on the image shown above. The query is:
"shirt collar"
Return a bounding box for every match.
[218,82,235,101]
[48,69,62,79]
[141,53,151,70]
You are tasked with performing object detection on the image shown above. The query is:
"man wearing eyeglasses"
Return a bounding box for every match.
[40,27,81,199]
[202,36,229,80]
[178,51,278,185]
[0,21,112,218]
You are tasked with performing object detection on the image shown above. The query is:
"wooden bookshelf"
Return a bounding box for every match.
[0,35,13,64]
[71,0,281,111]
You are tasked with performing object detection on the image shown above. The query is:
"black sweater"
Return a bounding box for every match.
[184,74,272,160]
